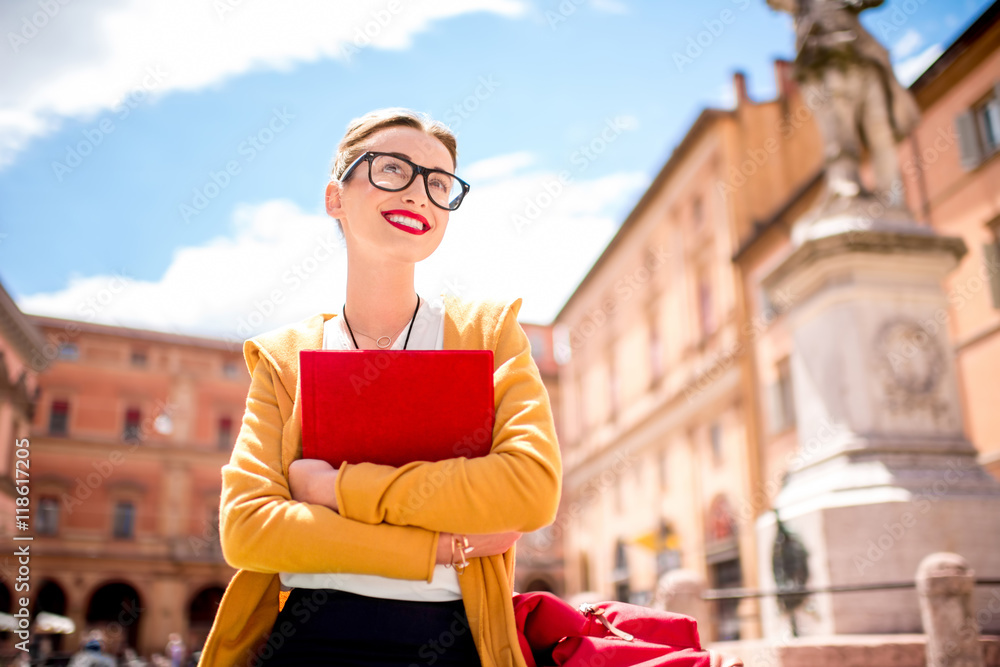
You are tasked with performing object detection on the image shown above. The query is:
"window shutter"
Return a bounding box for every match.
[984,242,1000,309]
[955,110,982,170]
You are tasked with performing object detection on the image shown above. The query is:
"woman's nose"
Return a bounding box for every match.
[402,177,429,206]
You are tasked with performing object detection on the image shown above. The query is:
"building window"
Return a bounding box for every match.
[987,221,1000,309]
[58,344,79,361]
[123,407,142,442]
[956,83,1000,169]
[528,331,548,363]
[207,505,222,555]
[130,350,148,367]
[977,91,1000,154]
[698,276,715,337]
[218,417,233,450]
[649,321,663,386]
[612,540,630,602]
[112,501,135,539]
[222,361,240,379]
[579,551,591,592]
[710,421,723,465]
[48,400,69,436]
[37,497,59,535]
[692,196,703,228]
[768,358,797,434]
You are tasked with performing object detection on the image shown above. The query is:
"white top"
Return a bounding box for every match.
[279,296,463,601]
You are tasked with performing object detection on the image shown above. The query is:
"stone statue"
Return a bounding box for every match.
[767,0,921,221]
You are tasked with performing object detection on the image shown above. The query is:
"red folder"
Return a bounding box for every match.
[299,350,495,468]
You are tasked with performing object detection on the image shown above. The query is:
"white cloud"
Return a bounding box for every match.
[0,0,527,168]
[462,151,536,182]
[892,29,923,59]
[894,43,943,86]
[18,168,648,335]
[19,200,347,343]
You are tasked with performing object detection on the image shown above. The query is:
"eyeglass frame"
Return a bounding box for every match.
[338,150,471,211]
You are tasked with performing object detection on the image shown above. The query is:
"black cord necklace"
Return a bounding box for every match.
[342,294,420,350]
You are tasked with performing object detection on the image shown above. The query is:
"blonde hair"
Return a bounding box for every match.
[331,107,458,181]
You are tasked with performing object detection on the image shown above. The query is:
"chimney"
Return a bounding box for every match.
[733,71,749,107]
[774,59,796,100]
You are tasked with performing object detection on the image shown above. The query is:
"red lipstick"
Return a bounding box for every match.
[382,210,430,235]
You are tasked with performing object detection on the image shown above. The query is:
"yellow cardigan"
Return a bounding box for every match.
[199,296,562,666]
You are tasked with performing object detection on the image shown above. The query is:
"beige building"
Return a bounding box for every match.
[554,0,1000,643]
[552,62,818,641]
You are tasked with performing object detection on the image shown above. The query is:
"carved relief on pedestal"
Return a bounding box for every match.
[873,318,949,418]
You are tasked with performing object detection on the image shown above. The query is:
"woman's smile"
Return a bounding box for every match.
[382,209,430,235]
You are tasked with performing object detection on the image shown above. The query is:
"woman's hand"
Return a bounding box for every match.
[288,459,340,511]
[435,531,522,565]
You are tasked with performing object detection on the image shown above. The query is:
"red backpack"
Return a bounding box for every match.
[512,591,733,667]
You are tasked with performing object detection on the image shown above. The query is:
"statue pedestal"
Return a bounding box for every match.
[755,222,1000,637]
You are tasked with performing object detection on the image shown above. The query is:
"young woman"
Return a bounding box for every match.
[198,108,563,666]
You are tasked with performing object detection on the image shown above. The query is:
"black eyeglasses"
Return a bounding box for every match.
[339,151,471,211]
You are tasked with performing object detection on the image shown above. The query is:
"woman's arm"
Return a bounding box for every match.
[288,459,522,562]
[220,357,440,580]
[332,300,562,535]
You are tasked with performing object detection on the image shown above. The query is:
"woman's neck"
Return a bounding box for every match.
[343,253,419,342]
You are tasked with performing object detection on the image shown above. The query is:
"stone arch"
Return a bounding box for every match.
[187,585,226,651]
[0,580,10,614]
[85,581,143,656]
[33,579,69,652]
[33,579,68,616]
[522,577,555,593]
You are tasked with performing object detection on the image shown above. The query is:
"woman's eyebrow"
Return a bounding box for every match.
[384,151,450,172]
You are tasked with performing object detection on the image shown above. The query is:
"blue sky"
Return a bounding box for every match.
[0,0,992,340]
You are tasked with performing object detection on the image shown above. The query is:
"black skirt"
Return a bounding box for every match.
[254,588,483,666]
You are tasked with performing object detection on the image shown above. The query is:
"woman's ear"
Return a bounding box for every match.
[325,180,345,219]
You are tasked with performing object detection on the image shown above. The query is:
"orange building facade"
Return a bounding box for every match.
[4,315,248,659]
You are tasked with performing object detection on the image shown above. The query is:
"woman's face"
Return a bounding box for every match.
[327,125,455,265]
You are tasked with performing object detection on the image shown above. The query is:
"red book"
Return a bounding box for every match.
[299,350,495,468]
